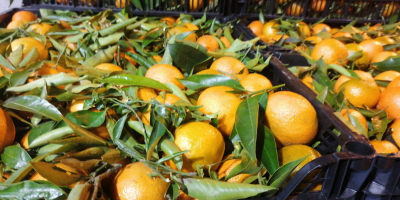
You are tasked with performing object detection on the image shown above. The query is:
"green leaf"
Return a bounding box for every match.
[66,109,107,128]
[146,116,167,160]
[125,51,153,69]
[0,180,65,200]
[142,28,163,48]
[165,182,180,200]
[67,182,92,200]
[98,17,137,36]
[258,125,279,175]
[29,126,75,149]
[346,110,368,138]
[267,155,308,188]
[1,145,32,169]
[225,151,262,180]
[10,61,43,87]
[234,97,258,160]
[8,45,22,67]
[111,114,128,142]
[346,51,363,61]
[18,47,39,67]
[180,177,277,200]
[179,74,244,91]
[371,55,400,72]
[82,45,117,69]
[164,83,192,105]
[160,138,184,171]
[100,74,170,91]
[223,39,257,53]
[0,54,16,70]
[62,116,108,146]
[168,43,210,72]
[115,138,145,160]
[3,95,62,121]
[28,121,56,148]
[30,162,81,186]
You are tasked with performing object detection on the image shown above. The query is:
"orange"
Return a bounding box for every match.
[330,28,340,34]
[387,76,400,89]
[382,2,400,18]
[197,86,242,137]
[370,140,399,154]
[286,2,304,16]
[359,39,384,62]
[375,36,396,46]
[166,121,225,172]
[374,71,400,82]
[184,23,199,31]
[20,131,29,149]
[390,120,400,147]
[265,91,318,146]
[340,109,368,131]
[111,162,169,200]
[145,64,185,89]
[12,11,38,22]
[217,154,251,183]
[196,35,220,52]
[189,0,205,11]
[160,17,176,25]
[31,62,77,77]
[142,93,182,124]
[305,36,322,44]
[269,34,289,43]
[311,0,326,12]
[29,172,48,181]
[0,108,15,153]
[333,32,352,38]
[345,43,370,70]
[370,51,397,69]
[312,23,331,34]
[376,86,400,120]
[240,73,273,93]
[68,99,86,113]
[262,21,280,41]
[152,55,163,63]
[196,69,222,75]
[28,23,52,35]
[11,37,48,60]
[94,63,123,71]
[297,21,311,37]
[278,145,321,178]
[302,76,314,90]
[116,48,137,66]
[6,20,28,29]
[209,57,249,81]
[333,70,375,93]
[220,36,231,48]
[167,26,197,42]
[137,88,157,102]
[115,0,130,8]
[339,79,380,108]
[89,124,111,140]
[248,20,264,36]
[311,38,348,65]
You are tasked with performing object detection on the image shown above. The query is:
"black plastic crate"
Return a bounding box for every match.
[232,0,400,24]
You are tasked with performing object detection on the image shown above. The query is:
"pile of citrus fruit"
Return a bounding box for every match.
[0,9,326,199]
[248,17,400,155]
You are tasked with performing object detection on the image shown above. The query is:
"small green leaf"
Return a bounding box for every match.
[169,43,210,72]
[125,51,154,69]
[146,116,167,160]
[267,155,308,188]
[111,114,128,142]
[115,138,145,160]
[100,74,170,91]
[1,144,32,169]
[66,109,107,128]
[258,125,279,175]
[0,180,65,200]
[179,74,244,91]
[371,55,400,72]
[82,45,117,69]
[62,116,108,146]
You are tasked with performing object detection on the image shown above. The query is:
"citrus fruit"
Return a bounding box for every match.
[331,28,340,34]
[387,76,400,89]
[374,71,400,82]
[12,11,38,22]
[370,51,397,69]
[311,38,348,65]
[6,20,28,29]
[167,26,197,42]
[312,23,331,34]
[262,21,280,41]
[305,36,322,44]
[340,109,368,131]
[359,39,384,61]
[240,73,273,93]
[137,88,157,102]
[375,36,396,46]
[115,0,130,8]
[189,0,205,11]
[89,124,111,140]
[333,32,352,38]
[197,86,242,137]
[297,21,311,37]
[196,35,219,52]
[339,79,380,108]
[160,17,176,25]
[209,57,249,80]
[196,69,222,75]
[302,76,314,90]
[311,0,326,12]
[278,145,321,177]
[370,140,399,154]
[11,37,48,60]
[166,121,225,172]
[0,108,15,153]
[333,70,375,93]
[145,64,185,89]
[390,120,400,147]
[376,86,400,120]
[94,63,123,71]
[286,2,304,16]
[116,48,137,66]
[28,23,52,35]
[111,162,169,200]
[382,2,400,18]
[152,55,163,63]
[220,36,231,48]
[265,91,318,146]
[217,154,251,183]
[345,43,370,70]
[248,20,264,36]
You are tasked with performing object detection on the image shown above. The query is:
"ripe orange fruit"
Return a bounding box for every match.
[286,2,304,16]
[220,36,231,48]
[376,86,400,120]
[196,35,219,52]
[209,57,249,81]
[68,99,87,113]
[0,108,15,153]
[312,23,331,34]
[311,0,326,12]
[12,11,38,22]
[145,64,185,89]
[370,51,397,69]
[248,20,264,36]
[197,86,242,137]
[339,79,380,108]
[262,21,280,41]
[375,36,396,46]
[297,21,311,37]
[6,20,28,29]
[152,55,163,63]
[217,154,251,183]
[265,91,318,146]
[269,34,289,43]
[115,0,129,7]
[167,26,197,42]
[333,32,352,38]
[382,2,400,18]
[11,37,48,60]
[311,38,348,65]
[333,70,375,93]
[278,145,321,177]
[94,63,123,71]
[89,124,111,140]
[345,43,370,70]
[387,76,400,89]
[390,120,400,147]
[359,39,384,62]
[137,88,157,102]
[196,69,222,75]
[340,109,368,131]
[116,48,137,66]
[189,0,206,11]
[111,162,169,200]
[155,93,182,105]
[370,140,399,154]
[240,73,273,93]
[374,71,400,83]
[302,76,314,90]
[160,17,176,25]
[305,36,322,44]
[166,122,225,172]
[28,23,52,35]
